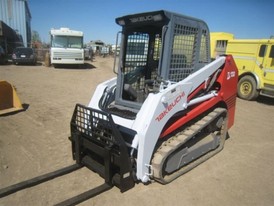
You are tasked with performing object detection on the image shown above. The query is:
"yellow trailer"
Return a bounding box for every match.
[226,39,274,100]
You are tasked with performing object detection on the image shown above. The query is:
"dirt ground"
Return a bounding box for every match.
[0,57,274,206]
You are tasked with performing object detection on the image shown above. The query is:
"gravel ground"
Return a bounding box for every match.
[0,57,274,206]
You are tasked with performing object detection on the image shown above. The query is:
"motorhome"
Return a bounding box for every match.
[50,28,84,66]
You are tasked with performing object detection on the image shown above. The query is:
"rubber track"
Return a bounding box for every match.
[151,107,228,184]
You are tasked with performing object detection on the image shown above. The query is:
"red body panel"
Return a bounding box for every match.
[161,55,238,138]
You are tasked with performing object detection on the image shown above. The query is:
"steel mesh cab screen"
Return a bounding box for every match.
[199,30,210,64]
[169,26,210,82]
[124,32,149,68]
[123,32,149,95]
[169,24,198,82]
[71,104,120,147]
[122,32,162,103]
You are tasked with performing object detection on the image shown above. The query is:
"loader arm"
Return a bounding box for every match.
[130,56,233,182]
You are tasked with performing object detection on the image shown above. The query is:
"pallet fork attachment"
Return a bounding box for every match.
[0,104,135,205]
[0,164,113,206]
[70,104,135,192]
[55,183,112,206]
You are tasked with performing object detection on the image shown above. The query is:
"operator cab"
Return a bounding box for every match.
[102,10,210,118]
[116,12,165,105]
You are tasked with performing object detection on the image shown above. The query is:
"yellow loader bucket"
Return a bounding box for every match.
[0,81,24,115]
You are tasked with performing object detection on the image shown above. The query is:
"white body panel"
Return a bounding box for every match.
[50,48,84,64]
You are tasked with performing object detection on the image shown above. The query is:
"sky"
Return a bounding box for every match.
[28,0,274,44]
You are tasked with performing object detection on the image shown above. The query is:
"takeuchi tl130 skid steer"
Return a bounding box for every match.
[0,10,238,203]
[70,10,238,192]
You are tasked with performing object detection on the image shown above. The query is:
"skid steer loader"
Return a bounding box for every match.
[70,10,238,192]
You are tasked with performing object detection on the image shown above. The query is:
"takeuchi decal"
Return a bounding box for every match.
[130,15,153,23]
[227,71,236,80]
[155,92,185,122]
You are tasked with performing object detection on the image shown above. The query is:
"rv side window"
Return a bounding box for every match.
[259,45,267,57]
[269,45,274,58]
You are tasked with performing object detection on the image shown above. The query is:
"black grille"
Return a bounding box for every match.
[70,104,135,192]
[71,104,125,148]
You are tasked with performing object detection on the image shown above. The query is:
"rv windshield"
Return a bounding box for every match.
[51,35,83,49]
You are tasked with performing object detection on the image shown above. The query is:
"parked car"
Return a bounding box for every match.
[12,47,37,65]
[0,46,7,64]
